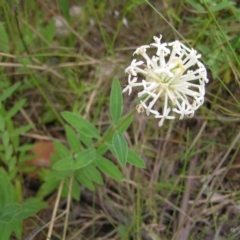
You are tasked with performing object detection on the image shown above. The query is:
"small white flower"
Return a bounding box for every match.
[125,59,144,76]
[70,6,82,18]
[123,34,209,127]
[122,75,140,95]
[122,17,129,28]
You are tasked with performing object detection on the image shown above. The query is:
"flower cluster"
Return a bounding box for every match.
[123,35,209,127]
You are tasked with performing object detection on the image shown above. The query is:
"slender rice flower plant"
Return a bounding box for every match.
[123,35,209,127]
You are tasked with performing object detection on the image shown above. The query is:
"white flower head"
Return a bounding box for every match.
[123,35,209,127]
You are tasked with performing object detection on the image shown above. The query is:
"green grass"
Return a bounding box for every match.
[0,0,240,239]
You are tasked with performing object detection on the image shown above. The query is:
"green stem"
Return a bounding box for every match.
[95,109,136,149]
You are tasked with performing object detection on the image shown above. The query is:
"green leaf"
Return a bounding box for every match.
[4,145,13,162]
[4,99,26,121]
[54,141,70,159]
[0,23,9,53]
[42,19,56,43]
[83,164,103,185]
[0,115,5,132]
[231,31,240,50]
[52,156,74,171]
[59,0,71,22]
[15,198,46,220]
[62,178,80,201]
[12,219,22,240]
[61,111,100,139]
[53,149,95,171]
[117,224,128,238]
[117,114,133,133]
[11,125,32,137]
[210,1,234,12]
[127,149,146,168]
[73,149,96,169]
[8,156,17,173]
[0,82,20,102]
[37,180,59,199]
[0,168,14,208]
[65,125,81,153]
[75,170,95,191]
[185,0,204,10]
[71,178,81,201]
[79,132,92,148]
[14,179,22,204]
[96,115,133,156]
[0,198,47,223]
[0,222,12,240]
[95,156,123,181]
[112,132,128,165]
[44,169,72,182]
[110,78,123,124]
[4,116,19,149]
[2,131,10,148]
[19,153,34,164]
[96,143,109,156]
[0,204,22,223]
[16,144,34,152]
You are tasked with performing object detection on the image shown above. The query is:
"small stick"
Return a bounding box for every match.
[46,180,64,240]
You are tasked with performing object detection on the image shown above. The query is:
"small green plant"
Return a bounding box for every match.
[37,78,146,201]
[0,82,46,240]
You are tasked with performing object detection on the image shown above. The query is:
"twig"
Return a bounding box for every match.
[84,77,103,119]
[24,210,67,240]
[46,180,64,240]
[177,152,198,240]
[150,122,173,184]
